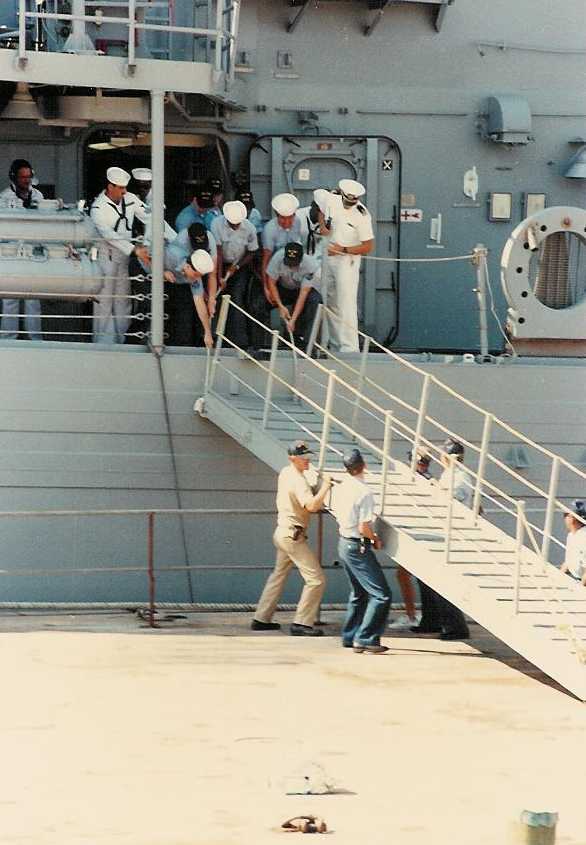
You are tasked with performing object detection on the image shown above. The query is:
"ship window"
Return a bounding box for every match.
[530,232,586,310]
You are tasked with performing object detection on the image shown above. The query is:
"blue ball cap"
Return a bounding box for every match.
[343,448,364,471]
[572,499,586,520]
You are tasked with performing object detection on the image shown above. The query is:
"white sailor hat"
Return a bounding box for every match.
[312,188,330,213]
[271,192,299,216]
[106,166,131,187]
[338,178,365,199]
[190,249,214,275]
[131,167,152,182]
[223,200,247,225]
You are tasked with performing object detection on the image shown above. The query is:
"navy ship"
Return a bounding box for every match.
[0,0,585,628]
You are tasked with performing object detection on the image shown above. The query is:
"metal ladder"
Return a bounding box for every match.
[195,296,586,701]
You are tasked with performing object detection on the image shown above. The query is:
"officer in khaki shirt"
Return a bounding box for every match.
[252,441,333,636]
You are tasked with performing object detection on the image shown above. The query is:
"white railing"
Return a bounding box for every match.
[205,295,586,665]
[16,0,241,79]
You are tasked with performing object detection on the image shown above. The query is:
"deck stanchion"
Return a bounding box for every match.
[514,501,526,615]
[305,303,323,360]
[444,455,456,564]
[473,413,492,523]
[541,457,560,565]
[262,330,280,429]
[147,512,157,628]
[350,336,370,439]
[411,373,431,477]
[210,294,230,390]
[380,411,393,516]
[18,0,27,66]
[318,370,336,472]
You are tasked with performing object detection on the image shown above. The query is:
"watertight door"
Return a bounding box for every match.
[249,135,400,344]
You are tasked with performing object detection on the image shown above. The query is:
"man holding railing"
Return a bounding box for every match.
[252,441,333,637]
[265,242,322,352]
[561,500,586,586]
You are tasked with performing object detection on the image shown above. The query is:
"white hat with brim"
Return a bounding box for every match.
[338,178,365,198]
[107,167,131,187]
[271,193,299,216]
[190,249,214,275]
[312,188,331,213]
[223,200,247,225]
[132,167,152,182]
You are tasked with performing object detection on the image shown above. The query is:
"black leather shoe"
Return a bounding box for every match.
[290,623,324,637]
[440,630,470,641]
[251,619,281,631]
[410,624,441,634]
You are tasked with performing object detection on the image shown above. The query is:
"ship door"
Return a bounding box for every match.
[249,135,401,343]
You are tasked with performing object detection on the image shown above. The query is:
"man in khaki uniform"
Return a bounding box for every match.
[252,441,333,637]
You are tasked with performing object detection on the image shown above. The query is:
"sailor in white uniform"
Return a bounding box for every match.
[296,188,330,262]
[0,158,44,341]
[320,179,374,353]
[90,166,151,344]
[130,167,177,245]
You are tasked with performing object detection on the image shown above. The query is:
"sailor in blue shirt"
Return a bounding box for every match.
[331,448,392,653]
[262,193,302,299]
[163,247,214,349]
[202,177,224,229]
[211,200,259,349]
[175,186,211,232]
[266,242,322,352]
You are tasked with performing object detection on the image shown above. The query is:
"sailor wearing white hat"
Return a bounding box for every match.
[296,188,330,262]
[261,193,303,301]
[320,178,374,353]
[210,200,259,348]
[162,246,214,349]
[90,167,152,344]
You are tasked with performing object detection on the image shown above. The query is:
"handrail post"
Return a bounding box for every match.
[473,244,489,360]
[473,412,492,522]
[380,411,393,516]
[444,455,456,564]
[411,373,431,477]
[514,500,526,615]
[262,330,280,429]
[128,0,136,68]
[147,512,157,628]
[350,336,370,439]
[209,294,230,390]
[214,0,224,72]
[318,370,336,472]
[541,457,560,565]
[18,0,27,66]
[305,302,323,359]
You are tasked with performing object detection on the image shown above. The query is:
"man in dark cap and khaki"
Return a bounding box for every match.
[252,441,333,637]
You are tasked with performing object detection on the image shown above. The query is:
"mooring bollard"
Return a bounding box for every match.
[511,811,558,845]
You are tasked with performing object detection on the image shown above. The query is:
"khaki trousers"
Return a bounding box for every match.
[255,530,326,627]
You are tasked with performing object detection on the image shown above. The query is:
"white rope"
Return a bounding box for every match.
[362,253,476,264]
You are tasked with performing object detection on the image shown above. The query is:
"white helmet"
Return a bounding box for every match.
[223,200,247,225]
[271,192,299,216]
[190,249,214,275]
[106,166,131,187]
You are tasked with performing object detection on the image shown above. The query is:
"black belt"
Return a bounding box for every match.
[342,536,371,543]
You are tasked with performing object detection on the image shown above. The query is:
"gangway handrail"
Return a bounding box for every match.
[204,295,586,659]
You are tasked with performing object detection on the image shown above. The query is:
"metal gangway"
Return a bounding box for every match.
[195,296,586,701]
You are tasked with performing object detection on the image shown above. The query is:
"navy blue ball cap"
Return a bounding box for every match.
[443,437,464,457]
[571,499,586,520]
[288,440,314,457]
[343,448,364,471]
[284,242,303,267]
